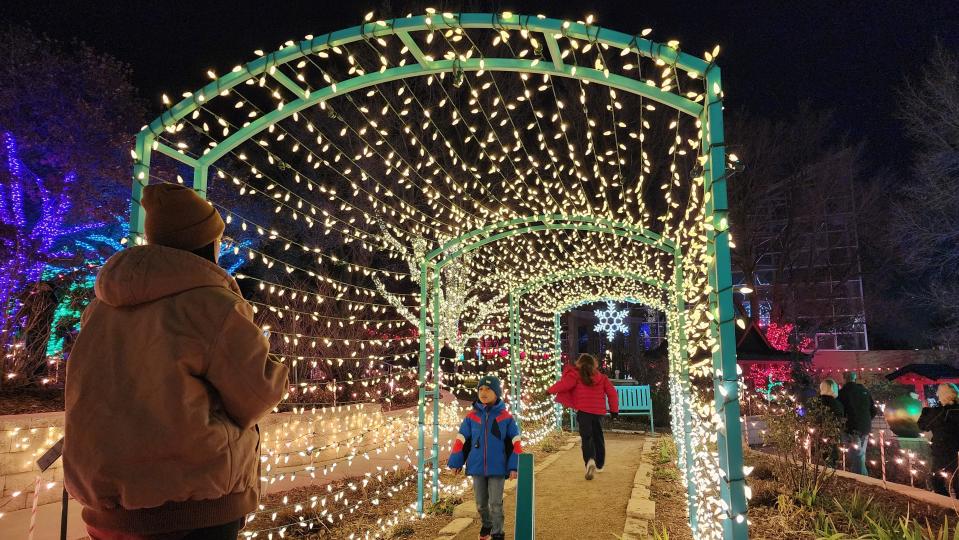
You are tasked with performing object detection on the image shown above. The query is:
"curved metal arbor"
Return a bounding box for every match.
[131,12,745,539]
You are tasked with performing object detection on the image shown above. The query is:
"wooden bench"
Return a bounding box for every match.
[569,385,654,433]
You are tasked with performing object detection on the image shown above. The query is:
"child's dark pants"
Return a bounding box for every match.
[577,411,606,468]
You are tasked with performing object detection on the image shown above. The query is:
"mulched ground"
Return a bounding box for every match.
[246,470,453,539]
[650,443,958,539]
[0,386,64,415]
[648,447,694,539]
[242,430,575,539]
[746,451,956,535]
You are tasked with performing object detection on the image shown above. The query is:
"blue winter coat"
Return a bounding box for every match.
[447,399,522,477]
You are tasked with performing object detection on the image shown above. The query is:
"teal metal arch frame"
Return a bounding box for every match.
[128,12,707,242]
[131,12,745,539]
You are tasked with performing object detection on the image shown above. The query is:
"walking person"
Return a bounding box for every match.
[809,379,845,468]
[548,353,619,480]
[64,184,290,539]
[448,375,521,540]
[837,371,878,476]
[918,383,959,496]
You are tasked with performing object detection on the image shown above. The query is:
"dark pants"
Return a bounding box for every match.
[577,411,606,468]
[842,432,869,475]
[472,475,506,535]
[88,519,244,540]
[181,519,245,539]
[930,467,959,497]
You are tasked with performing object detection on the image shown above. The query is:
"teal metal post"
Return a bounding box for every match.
[514,453,535,539]
[514,296,522,417]
[193,165,209,199]
[431,271,441,504]
[703,65,748,539]
[553,312,562,431]
[130,133,152,244]
[508,292,518,413]
[416,263,429,514]
[673,255,699,532]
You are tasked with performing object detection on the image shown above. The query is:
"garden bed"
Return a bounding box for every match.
[0,386,64,415]
[245,429,570,539]
[650,437,959,539]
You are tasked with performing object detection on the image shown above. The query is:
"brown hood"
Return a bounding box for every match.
[95,244,241,307]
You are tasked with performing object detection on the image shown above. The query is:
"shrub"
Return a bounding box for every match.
[763,400,842,502]
[388,524,416,538]
[427,495,463,516]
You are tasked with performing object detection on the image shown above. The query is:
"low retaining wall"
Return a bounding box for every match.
[0,400,464,513]
[0,411,64,510]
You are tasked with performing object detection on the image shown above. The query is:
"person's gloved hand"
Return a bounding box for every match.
[610,412,619,419]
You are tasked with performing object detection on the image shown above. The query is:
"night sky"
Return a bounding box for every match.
[3,0,957,176]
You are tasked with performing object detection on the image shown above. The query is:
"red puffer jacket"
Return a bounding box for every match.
[548,364,619,416]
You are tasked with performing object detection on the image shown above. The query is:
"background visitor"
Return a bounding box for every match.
[811,379,845,467]
[837,371,878,476]
[918,383,959,496]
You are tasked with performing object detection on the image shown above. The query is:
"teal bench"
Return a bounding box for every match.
[569,385,654,433]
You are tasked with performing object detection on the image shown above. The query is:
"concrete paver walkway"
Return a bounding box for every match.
[452,433,653,540]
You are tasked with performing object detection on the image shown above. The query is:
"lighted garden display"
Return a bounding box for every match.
[3,5,958,540]
[125,11,747,538]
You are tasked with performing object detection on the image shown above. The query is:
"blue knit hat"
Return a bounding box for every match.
[476,375,502,399]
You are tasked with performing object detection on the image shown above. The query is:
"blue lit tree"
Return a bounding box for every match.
[0,26,155,386]
[0,132,118,383]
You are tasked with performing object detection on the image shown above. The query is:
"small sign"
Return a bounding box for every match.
[36,438,64,472]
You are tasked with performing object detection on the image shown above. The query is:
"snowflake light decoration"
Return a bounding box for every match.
[594,301,630,341]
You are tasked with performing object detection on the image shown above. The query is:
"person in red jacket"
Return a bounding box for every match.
[548,353,618,480]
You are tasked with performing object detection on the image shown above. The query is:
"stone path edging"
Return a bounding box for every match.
[622,436,656,540]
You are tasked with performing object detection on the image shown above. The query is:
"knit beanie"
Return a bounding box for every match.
[142,184,225,251]
[476,375,502,400]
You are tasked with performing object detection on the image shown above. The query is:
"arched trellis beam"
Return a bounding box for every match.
[129,12,707,242]
[700,65,748,538]
[513,268,670,296]
[427,215,676,272]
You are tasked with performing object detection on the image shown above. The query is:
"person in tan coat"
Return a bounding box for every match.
[64,184,289,540]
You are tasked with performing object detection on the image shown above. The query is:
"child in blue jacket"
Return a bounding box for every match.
[448,375,521,540]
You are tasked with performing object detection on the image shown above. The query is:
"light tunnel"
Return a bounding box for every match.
[131,11,747,539]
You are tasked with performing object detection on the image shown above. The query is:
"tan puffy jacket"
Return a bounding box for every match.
[64,245,289,534]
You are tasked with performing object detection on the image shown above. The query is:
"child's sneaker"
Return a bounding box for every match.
[479,526,492,540]
[596,466,605,473]
[585,458,596,480]
[492,534,505,540]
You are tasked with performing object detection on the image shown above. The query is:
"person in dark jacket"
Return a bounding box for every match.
[837,371,878,475]
[547,353,619,480]
[448,375,521,540]
[810,379,845,467]
[918,383,959,496]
